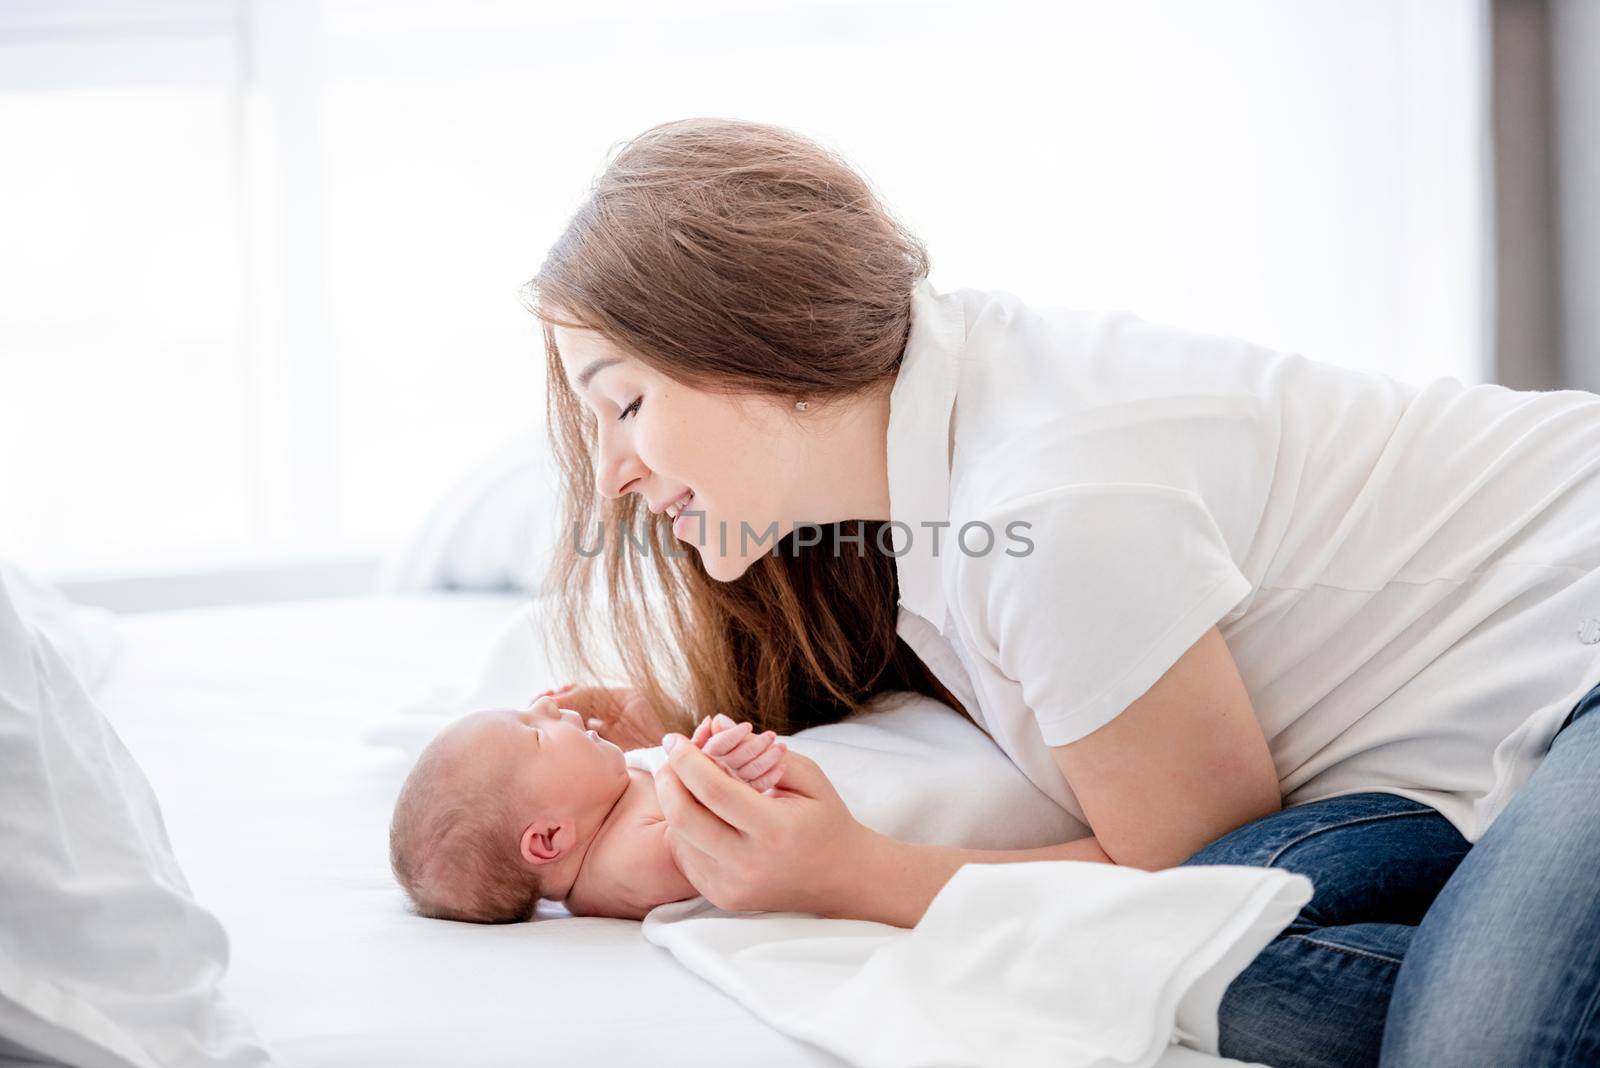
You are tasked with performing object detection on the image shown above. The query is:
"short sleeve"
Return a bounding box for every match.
[954,484,1252,747]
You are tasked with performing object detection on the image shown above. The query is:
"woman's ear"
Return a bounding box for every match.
[518,820,569,865]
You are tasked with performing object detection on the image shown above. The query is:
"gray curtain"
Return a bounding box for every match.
[1493,0,1600,391]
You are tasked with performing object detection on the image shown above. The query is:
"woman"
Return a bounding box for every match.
[529,117,1600,1065]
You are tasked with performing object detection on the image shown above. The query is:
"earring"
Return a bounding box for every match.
[794,400,809,411]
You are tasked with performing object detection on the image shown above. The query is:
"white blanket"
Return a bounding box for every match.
[642,861,1308,1068]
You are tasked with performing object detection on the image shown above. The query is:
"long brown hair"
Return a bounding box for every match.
[522,117,966,738]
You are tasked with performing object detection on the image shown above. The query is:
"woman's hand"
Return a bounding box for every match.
[535,683,667,750]
[651,729,880,917]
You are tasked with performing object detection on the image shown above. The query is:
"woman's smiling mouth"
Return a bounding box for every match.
[665,490,695,520]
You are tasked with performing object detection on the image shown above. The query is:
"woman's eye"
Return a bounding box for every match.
[618,396,642,421]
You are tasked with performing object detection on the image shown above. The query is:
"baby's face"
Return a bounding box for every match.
[510,697,630,798]
[438,697,631,896]
[459,699,629,806]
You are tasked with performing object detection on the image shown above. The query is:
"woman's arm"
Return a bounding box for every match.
[838,829,1115,928]
[653,741,1112,927]
[854,625,1280,925]
[1047,625,1281,871]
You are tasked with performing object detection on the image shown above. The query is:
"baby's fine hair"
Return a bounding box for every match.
[389,735,543,924]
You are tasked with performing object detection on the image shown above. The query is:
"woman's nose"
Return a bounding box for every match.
[596,462,649,500]
[593,424,650,500]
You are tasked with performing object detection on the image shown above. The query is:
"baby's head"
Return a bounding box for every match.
[389,696,630,923]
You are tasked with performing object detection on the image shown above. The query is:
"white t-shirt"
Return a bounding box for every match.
[889,278,1600,844]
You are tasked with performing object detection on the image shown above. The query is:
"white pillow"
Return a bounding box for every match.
[374,428,559,596]
[0,566,277,1068]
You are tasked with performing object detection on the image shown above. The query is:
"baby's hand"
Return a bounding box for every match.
[689,713,786,793]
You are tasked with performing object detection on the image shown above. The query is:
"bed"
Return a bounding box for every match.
[91,591,841,1067]
[78,590,1286,1068]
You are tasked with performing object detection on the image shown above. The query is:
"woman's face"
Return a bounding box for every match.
[554,323,806,582]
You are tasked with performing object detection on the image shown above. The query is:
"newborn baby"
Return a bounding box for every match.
[389,695,787,923]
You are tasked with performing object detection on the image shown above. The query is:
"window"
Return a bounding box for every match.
[0,0,1493,604]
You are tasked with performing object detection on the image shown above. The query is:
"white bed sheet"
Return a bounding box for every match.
[94,592,1244,1068]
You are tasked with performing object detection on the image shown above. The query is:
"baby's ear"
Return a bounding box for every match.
[518,820,571,865]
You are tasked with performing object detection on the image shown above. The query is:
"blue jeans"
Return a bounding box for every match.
[1180,679,1600,1066]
